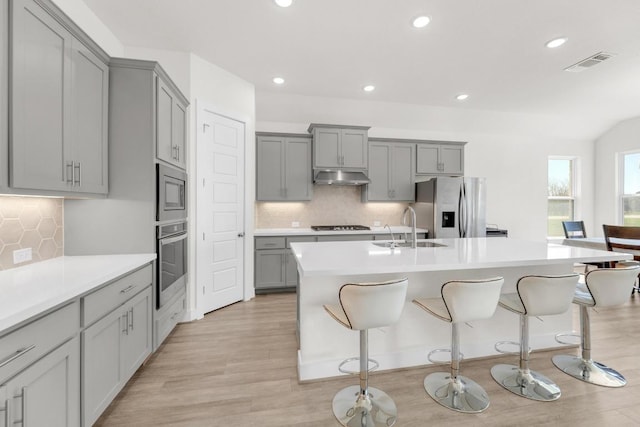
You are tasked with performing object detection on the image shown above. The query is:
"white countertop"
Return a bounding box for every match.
[254,226,428,237]
[290,237,632,277]
[0,254,156,333]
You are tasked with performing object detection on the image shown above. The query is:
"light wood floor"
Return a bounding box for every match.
[96,293,640,426]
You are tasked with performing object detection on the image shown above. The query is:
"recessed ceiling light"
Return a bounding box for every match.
[273,77,285,85]
[363,85,375,92]
[412,16,431,28]
[546,37,568,48]
[274,0,293,7]
[456,94,469,101]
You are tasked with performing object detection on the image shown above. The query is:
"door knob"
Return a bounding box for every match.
[237,232,245,237]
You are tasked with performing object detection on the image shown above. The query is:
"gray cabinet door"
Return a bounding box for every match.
[4,337,79,427]
[313,127,341,168]
[366,143,391,201]
[390,143,415,201]
[172,99,188,168]
[70,38,108,194]
[82,306,123,427]
[284,137,312,200]
[416,145,440,174]
[341,128,367,168]
[255,250,286,289]
[10,0,71,191]
[156,76,175,165]
[440,145,464,175]
[121,287,152,381]
[256,135,285,200]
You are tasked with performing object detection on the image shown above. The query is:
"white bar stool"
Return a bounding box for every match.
[323,278,408,427]
[491,273,579,401]
[412,277,504,413]
[552,264,640,387]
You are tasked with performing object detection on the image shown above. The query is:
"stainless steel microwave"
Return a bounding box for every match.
[157,164,187,222]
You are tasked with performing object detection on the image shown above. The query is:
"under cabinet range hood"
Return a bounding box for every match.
[313,170,370,185]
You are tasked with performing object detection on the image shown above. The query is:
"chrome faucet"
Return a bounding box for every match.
[402,206,417,248]
[384,224,397,248]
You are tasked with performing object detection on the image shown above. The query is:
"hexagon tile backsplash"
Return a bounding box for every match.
[0,196,63,271]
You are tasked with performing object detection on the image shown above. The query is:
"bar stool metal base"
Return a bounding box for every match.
[552,355,627,387]
[491,364,561,401]
[424,372,490,413]
[332,385,398,427]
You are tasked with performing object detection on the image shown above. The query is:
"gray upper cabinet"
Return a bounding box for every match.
[108,58,188,171]
[256,133,312,201]
[10,0,109,195]
[156,76,187,169]
[416,142,465,176]
[309,124,369,169]
[365,140,415,202]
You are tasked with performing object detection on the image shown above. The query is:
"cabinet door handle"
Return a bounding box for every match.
[176,146,180,161]
[120,285,136,294]
[1,397,7,427]
[122,313,129,335]
[74,162,81,186]
[129,307,134,331]
[20,387,26,426]
[0,344,36,369]
[66,161,74,185]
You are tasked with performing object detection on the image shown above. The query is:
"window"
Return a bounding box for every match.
[620,151,640,225]
[548,158,575,237]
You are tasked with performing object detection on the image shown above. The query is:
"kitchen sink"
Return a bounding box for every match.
[372,241,447,249]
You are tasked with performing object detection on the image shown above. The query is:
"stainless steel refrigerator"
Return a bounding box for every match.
[414,177,487,238]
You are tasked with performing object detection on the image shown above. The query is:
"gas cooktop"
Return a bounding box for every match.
[310,225,371,231]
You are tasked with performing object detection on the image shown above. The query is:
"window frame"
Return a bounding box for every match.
[547,156,578,238]
[618,150,640,225]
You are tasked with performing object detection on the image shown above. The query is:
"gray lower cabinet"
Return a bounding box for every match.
[255,236,315,291]
[82,283,152,426]
[1,337,80,427]
[0,301,80,427]
[416,143,465,176]
[155,286,186,349]
[10,0,109,195]
[256,133,312,201]
[365,141,415,202]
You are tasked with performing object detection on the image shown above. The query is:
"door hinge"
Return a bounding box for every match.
[202,286,205,295]
[203,232,205,241]
[203,123,210,132]
[202,178,205,187]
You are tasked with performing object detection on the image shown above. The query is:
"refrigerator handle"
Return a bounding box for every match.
[459,184,465,237]
[461,182,468,237]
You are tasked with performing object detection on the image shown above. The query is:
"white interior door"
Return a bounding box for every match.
[197,108,245,314]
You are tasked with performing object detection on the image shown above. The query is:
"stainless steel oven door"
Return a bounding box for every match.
[158,228,187,308]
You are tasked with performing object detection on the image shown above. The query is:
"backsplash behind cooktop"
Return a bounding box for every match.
[0,196,63,271]
[255,186,410,228]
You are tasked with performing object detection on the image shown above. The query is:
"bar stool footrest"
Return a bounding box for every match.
[494,340,529,355]
[554,332,580,346]
[427,348,464,365]
[338,357,379,375]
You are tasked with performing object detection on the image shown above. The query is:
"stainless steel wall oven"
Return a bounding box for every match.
[157,221,187,308]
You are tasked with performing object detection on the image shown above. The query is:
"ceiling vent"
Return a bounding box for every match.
[564,52,615,72]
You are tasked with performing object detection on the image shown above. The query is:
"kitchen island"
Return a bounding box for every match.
[290,237,631,381]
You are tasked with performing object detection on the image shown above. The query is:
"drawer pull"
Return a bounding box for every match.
[0,345,36,369]
[120,285,136,294]
[265,243,276,247]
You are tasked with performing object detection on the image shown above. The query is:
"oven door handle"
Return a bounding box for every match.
[160,232,187,245]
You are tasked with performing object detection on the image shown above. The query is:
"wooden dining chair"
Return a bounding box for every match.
[562,221,587,239]
[563,221,603,272]
[603,224,640,293]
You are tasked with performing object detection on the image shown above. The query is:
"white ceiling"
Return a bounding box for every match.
[82,0,640,133]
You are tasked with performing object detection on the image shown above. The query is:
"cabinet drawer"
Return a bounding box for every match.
[82,264,153,326]
[155,291,185,346]
[255,237,286,249]
[286,236,316,248]
[0,301,79,383]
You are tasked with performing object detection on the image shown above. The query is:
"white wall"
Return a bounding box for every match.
[594,116,640,235]
[256,92,595,241]
[51,0,124,56]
